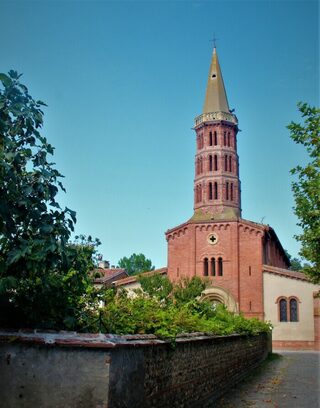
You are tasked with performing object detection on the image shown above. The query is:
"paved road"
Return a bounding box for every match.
[215,351,320,408]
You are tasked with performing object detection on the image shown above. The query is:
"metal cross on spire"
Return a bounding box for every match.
[210,34,219,49]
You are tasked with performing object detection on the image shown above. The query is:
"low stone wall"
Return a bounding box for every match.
[0,330,271,408]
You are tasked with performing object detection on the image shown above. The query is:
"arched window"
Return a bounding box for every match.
[290,298,298,322]
[223,131,226,146]
[214,155,218,171]
[196,184,202,202]
[227,132,231,147]
[199,134,203,149]
[200,157,203,173]
[209,131,213,146]
[277,297,299,322]
[214,131,217,145]
[229,156,232,172]
[214,182,218,199]
[208,182,213,200]
[218,257,223,276]
[210,258,216,276]
[279,299,288,322]
[226,182,229,200]
[203,258,208,276]
[209,155,213,171]
[230,183,234,201]
[224,155,228,171]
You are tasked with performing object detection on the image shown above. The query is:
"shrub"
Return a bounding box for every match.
[87,275,271,338]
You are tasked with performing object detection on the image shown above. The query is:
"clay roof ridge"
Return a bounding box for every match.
[114,267,168,286]
[263,264,310,282]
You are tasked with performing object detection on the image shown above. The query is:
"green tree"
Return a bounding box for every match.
[138,273,173,301]
[0,71,96,328]
[173,276,207,305]
[118,253,155,275]
[285,250,306,272]
[289,257,304,272]
[288,102,320,283]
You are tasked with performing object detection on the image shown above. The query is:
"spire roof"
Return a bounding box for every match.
[203,47,230,114]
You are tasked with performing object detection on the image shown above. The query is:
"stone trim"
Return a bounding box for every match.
[0,329,260,349]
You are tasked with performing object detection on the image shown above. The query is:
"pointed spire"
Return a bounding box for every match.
[203,47,230,114]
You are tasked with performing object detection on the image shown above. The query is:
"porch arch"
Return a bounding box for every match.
[201,286,239,313]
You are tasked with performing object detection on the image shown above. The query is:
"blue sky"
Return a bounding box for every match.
[1,0,319,268]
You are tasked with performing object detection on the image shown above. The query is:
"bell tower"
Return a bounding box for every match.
[193,47,241,220]
[166,45,291,325]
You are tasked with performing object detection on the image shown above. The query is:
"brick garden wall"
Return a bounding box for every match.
[0,330,271,408]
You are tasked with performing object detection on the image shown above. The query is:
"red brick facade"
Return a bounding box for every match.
[166,219,289,320]
[313,293,320,350]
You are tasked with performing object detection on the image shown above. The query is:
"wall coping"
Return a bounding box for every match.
[0,329,265,349]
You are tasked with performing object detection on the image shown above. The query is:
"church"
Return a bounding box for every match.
[116,47,319,350]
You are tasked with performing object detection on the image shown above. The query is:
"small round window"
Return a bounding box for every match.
[207,233,218,245]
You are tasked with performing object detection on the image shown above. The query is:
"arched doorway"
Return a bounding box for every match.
[201,286,238,313]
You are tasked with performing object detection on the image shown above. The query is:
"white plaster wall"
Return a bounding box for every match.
[263,273,318,341]
[119,281,142,297]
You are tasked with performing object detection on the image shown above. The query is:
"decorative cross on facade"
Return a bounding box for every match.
[208,233,218,245]
[209,235,217,243]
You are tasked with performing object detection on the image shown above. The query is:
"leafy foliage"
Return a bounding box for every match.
[288,103,320,283]
[81,275,271,338]
[0,71,99,328]
[173,276,206,305]
[138,273,173,300]
[118,253,155,275]
[285,250,310,272]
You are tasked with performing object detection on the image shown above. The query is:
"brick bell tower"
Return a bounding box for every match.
[193,46,241,221]
[166,46,289,319]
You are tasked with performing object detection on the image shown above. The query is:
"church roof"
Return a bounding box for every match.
[203,47,230,114]
[263,265,310,282]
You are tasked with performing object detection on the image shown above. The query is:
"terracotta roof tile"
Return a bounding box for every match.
[94,270,128,285]
[93,268,126,278]
[263,264,310,281]
[114,267,168,287]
